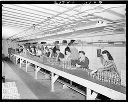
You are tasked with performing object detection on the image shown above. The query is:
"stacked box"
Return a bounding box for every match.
[2,82,20,99]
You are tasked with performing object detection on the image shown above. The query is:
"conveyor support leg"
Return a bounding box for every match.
[16,57,18,65]
[51,72,59,92]
[86,88,98,100]
[35,66,41,79]
[20,58,23,68]
[26,61,28,72]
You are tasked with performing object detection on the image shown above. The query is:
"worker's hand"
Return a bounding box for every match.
[97,68,103,72]
[90,70,97,75]
[62,58,66,62]
[59,58,63,61]
[56,58,58,61]
[76,63,81,68]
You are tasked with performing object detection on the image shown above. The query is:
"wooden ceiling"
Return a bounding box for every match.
[2,4,126,42]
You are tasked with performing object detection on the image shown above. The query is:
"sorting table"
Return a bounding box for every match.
[10,53,126,100]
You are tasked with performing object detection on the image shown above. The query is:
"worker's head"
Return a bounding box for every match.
[102,50,113,61]
[31,47,35,52]
[49,48,53,53]
[68,40,75,47]
[79,51,85,58]
[56,49,60,54]
[65,48,71,55]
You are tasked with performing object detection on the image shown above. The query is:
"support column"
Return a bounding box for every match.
[10,54,12,61]
[8,54,10,59]
[16,57,18,64]
[26,61,28,72]
[35,66,41,79]
[86,88,98,100]
[70,80,72,85]
[20,58,23,68]
[12,55,15,63]
[51,72,59,92]
[11,54,13,62]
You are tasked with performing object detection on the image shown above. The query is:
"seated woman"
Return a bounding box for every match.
[56,49,64,61]
[44,46,49,57]
[63,47,72,61]
[47,48,55,58]
[90,50,121,79]
[26,46,32,56]
[53,43,60,57]
[40,45,44,55]
[29,47,36,56]
[18,46,23,54]
[35,48,42,57]
[22,45,28,55]
[75,51,89,69]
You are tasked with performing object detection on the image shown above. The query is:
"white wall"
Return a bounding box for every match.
[2,40,8,57]
[2,39,19,57]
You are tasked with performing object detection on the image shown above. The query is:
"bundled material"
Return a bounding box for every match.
[90,71,121,85]
[12,51,122,86]
[2,82,20,99]
[62,60,72,69]
[47,57,60,66]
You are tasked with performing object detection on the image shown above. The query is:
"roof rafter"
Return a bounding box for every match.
[2,14,40,24]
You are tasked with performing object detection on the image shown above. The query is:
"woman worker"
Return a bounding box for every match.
[90,50,120,77]
[63,47,72,61]
[75,51,89,69]
[90,50,121,100]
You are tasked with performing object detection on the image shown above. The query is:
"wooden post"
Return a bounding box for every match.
[51,73,59,92]
[51,72,54,92]
[15,57,17,64]
[86,88,98,100]
[35,66,41,79]
[20,58,22,68]
[26,61,28,72]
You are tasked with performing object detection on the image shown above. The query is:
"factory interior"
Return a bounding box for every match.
[2,4,126,100]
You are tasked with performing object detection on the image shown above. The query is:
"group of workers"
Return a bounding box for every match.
[18,41,121,81]
[19,42,89,69]
[14,41,122,100]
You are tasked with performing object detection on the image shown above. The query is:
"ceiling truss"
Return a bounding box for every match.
[2,4,126,42]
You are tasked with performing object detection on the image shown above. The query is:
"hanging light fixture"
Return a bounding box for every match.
[32,24,36,30]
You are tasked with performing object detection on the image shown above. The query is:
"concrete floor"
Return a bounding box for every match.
[3,60,85,100]
[3,61,38,99]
